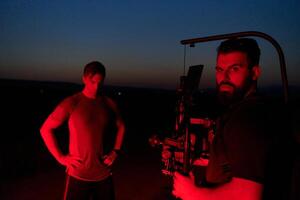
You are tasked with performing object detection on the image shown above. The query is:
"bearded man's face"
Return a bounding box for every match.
[216,51,257,106]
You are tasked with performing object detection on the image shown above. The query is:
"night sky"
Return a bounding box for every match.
[0,0,299,89]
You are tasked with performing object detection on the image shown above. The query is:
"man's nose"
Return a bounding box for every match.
[224,69,231,80]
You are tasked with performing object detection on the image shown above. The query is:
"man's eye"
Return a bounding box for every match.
[216,67,223,72]
[231,66,240,72]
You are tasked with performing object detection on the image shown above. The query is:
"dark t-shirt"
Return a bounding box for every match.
[206,94,293,198]
[50,92,117,181]
[207,96,290,183]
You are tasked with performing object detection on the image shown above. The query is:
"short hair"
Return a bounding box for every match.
[217,38,261,68]
[83,61,106,77]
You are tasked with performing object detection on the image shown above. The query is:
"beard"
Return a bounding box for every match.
[217,77,254,107]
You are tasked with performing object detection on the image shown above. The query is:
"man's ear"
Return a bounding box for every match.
[251,65,261,81]
[82,75,86,84]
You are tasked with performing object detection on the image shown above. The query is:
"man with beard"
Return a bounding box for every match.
[173,38,292,199]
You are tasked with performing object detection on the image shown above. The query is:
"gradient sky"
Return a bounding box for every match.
[0,0,299,89]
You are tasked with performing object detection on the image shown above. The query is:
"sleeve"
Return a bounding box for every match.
[49,96,74,123]
[105,96,123,120]
[224,102,273,183]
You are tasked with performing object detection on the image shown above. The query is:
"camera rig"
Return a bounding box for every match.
[149,31,289,180]
[149,64,215,177]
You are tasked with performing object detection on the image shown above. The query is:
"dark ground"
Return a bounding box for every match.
[0,79,299,200]
[0,146,168,200]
